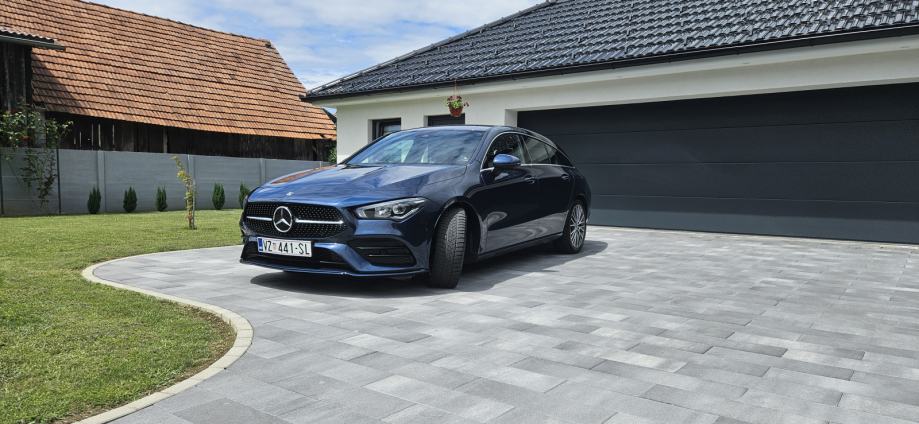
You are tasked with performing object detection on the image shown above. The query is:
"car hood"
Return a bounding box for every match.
[249,164,466,205]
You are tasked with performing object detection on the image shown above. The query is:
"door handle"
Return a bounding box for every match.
[524,176,536,184]
[560,174,571,181]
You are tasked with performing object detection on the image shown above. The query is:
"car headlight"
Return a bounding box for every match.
[355,198,426,220]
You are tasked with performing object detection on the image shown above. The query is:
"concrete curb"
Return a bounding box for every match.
[75,255,253,424]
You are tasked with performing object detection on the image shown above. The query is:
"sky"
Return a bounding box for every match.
[94,0,541,90]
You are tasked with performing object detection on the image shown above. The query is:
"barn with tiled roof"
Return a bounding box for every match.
[0,0,334,160]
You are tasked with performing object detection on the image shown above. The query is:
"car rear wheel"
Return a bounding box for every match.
[555,201,587,254]
[424,207,466,289]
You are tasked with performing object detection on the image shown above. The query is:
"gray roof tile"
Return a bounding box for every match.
[308,0,919,99]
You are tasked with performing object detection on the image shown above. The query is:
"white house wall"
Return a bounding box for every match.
[317,35,919,162]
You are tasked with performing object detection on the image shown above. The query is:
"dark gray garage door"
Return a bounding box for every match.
[518,83,919,244]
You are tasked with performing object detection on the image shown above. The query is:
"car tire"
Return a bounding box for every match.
[425,207,466,289]
[555,201,587,254]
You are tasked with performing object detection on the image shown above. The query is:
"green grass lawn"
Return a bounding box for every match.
[0,210,242,423]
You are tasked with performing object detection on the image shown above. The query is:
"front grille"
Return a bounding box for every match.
[349,238,416,267]
[244,202,347,239]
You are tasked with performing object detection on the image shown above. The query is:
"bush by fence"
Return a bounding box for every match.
[87,187,101,214]
[238,183,250,209]
[155,187,168,212]
[123,187,137,213]
[212,183,225,210]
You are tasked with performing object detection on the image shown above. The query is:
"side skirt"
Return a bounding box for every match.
[472,233,563,262]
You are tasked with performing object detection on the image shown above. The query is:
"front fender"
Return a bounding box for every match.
[434,197,485,260]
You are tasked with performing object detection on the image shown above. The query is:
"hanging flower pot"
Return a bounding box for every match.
[446,95,468,117]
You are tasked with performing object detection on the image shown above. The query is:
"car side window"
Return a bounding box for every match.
[554,149,573,166]
[523,137,550,164]
[484,133,526,168]
[524,137,572,166]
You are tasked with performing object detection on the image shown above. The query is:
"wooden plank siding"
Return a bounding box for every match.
[0,42,32,111]
[50,112,332,161]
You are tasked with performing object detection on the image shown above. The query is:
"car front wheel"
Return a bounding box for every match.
[555,201,587,253]
[424,207,467,289]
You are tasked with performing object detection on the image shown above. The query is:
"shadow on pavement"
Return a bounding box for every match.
[249,239,608,298]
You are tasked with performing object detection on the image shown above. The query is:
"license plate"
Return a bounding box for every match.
[257,237,312,257]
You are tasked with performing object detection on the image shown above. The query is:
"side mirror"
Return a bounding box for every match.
[492,154,521,168]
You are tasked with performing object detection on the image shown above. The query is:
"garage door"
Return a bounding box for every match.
[518,83,919,244]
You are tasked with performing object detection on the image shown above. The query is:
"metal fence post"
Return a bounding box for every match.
[187,154,196,207]
[259,158,267,184]
[56,146,61,215]
[96,150,106,212]
[0,149,5,216]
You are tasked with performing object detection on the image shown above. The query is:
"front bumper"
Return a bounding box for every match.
[239,204,435,277]
[239,237,427,277]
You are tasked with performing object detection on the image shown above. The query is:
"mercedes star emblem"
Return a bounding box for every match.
[272,206,294,233]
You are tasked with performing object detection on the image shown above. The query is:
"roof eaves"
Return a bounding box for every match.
[304,0,558,98]
[0,27,64,50]
[305,22,919,102]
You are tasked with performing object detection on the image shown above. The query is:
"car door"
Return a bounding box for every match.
[468,133,541,252]
[523,136,575,235]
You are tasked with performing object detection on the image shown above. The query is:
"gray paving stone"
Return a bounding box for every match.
[201,373,307,414]
[838,393,919,422]
[382,404,475,424]
[457,378,612,423]
[640,385,819,424]
[174,398,288,424]
[706,347,855,380]
[111,406,192,424]
[100,227,919,424]
[390,361,478,389]
[677,363,841,406]
[489,408,573,424]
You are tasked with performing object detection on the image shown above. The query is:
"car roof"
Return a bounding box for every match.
[409,125,499,131]
[410,125,538,136]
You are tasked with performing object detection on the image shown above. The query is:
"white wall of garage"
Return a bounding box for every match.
[314,34,919,163]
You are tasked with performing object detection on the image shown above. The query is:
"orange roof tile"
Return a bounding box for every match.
[0,0,334,140]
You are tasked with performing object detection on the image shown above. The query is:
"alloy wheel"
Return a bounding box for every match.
[568,203,587,248]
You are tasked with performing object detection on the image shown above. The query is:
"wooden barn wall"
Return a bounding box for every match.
[0,42,32,111]
[48,112,332,161]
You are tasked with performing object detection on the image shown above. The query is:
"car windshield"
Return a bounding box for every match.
[347,129,485,165]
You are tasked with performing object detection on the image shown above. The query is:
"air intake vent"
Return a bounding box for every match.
[349,238,415,267]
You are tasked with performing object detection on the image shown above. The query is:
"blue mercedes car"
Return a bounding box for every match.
[240,125,590,288]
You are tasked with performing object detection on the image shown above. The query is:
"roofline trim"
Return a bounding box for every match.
[305,0,556,96]
[305,22,919,102]
[0,34,64,50]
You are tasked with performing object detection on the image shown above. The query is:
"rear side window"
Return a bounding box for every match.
[484,133,526,168]
[523,137,572,166]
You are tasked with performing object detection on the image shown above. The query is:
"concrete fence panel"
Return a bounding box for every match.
[0,149,57,214]
[0,148,326,216]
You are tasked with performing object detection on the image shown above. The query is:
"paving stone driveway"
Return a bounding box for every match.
[98,227,919,424]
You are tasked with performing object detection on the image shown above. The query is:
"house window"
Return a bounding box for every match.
[372,118,401,140]
[426,114,465,126]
